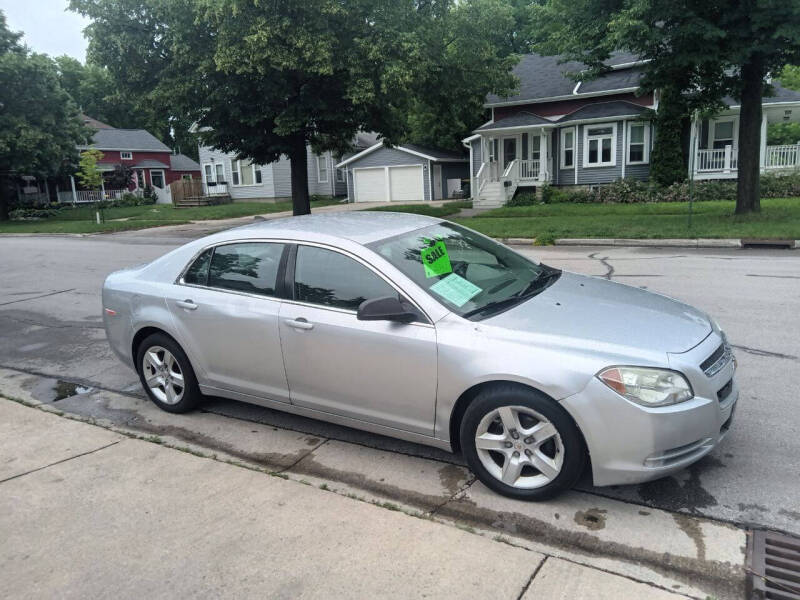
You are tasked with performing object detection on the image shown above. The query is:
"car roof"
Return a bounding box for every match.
[226,211,444,245]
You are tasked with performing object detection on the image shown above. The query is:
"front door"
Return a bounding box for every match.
[502,137,517,170]
[165,242,290,403]
[149,169,170,203]
[279,244,437,435]
[433,164,443,200]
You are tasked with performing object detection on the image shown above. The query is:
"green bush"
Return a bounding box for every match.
[760,170,800,197]
[507,191,538,207]
[140,185,158,205]
[539,172,800,205]
[10,204,65,220]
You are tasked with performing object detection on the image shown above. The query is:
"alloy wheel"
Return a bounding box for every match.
[474,405,564,489]
[142,346,185,405]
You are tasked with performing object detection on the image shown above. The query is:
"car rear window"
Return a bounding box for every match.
[205,242,285,297]
[183,248,213,286]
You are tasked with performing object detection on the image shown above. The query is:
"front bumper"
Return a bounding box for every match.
[561,333,737,487]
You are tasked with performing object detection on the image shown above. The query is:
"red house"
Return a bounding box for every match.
[61,117,201,204]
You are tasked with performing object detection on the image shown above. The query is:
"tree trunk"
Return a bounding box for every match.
[0,176,10,221]
[736,57,764,214]
[288,135,311,216]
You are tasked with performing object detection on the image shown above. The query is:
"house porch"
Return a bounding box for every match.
[691,102,800,179]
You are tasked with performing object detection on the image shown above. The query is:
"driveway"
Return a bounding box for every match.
[1,227,798,537]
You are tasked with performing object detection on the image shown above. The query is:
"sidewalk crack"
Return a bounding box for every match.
[516,556,547,600]
[0,440,121,485]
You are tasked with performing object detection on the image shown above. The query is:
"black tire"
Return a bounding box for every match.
[460,385,586,500]
[136,332,201,414]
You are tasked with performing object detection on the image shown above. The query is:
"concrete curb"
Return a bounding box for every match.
[499,237,800,249]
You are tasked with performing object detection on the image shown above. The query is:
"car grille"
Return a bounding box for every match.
[701,342,733,377]
[717,378,734,402]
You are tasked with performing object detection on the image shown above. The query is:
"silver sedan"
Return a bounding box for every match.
[102,212,737,499]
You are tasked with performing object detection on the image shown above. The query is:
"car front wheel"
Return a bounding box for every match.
[136,333,201,414]
[460,385,586,500]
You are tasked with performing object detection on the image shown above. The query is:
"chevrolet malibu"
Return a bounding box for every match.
[103,212,737,499]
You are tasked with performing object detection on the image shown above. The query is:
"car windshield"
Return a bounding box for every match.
[368,222,560,320]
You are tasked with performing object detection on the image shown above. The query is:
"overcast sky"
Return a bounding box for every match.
[1,0,90,62]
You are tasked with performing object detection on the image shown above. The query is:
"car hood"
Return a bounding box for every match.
[484,272,711,354]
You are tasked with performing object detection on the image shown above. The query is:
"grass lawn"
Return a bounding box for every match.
[367,200,472,218]
[0,197,342,234]
[451,198,800,241]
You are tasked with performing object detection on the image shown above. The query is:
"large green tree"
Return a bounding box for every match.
[531,0,800,214]
[0,12,88,220]
[404,0,519,151]
[71,0,518,214]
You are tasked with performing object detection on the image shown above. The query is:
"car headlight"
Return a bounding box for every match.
[597,367,694,407]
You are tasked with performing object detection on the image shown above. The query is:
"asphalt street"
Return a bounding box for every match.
[1,223,798,536]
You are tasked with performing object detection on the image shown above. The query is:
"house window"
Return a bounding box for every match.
[712,120,735,149]
[317,155,328,183]
[231,159,259,186]
[487,139,497,162]
[336,167,345,183]
[181,174,193,181]
[584,123,616,167]
[530,135,541,161]
[627,122,650,164]
[120,151,133,160]
[560,128,575,169]
[215,163,225,183]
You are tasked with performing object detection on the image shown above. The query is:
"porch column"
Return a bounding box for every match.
[723,145,732,173]
[70,176,77,203]
[759,114,768,171]
[689,117,700,179]
[538,132,547,181]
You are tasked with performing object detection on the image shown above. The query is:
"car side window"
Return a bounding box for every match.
[293,245,397,311]
[183,248,213,285]
[207,242,284,297]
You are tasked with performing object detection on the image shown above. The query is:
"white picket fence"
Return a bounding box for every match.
[57,189,128,204]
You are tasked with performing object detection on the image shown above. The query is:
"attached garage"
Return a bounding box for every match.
[338,143,469,203]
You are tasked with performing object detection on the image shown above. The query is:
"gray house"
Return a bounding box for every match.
[336,143,469,202]
[197,132,379,202]
[465,52,800,207]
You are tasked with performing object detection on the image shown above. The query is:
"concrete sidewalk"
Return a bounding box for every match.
[1,397,692,599]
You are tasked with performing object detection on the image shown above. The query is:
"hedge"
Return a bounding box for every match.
[536,171,800,204]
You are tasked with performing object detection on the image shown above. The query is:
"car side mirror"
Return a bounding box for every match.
[357,296,417,323]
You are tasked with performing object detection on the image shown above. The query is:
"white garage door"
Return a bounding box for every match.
[353,165,425,202]
[389,165,424,202]
[354,168,387,202]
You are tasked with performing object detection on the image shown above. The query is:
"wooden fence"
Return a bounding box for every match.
[169,178,230,207]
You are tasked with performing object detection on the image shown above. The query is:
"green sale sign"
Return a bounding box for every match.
[420,240,452,278]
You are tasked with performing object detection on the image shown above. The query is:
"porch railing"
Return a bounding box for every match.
[502,159,518,179]
[203,181,230,196]
[57,189,127,203]
[765,144,800,169]
[696,146,738,172]
[475,162,487,194]
[519,159,540,180]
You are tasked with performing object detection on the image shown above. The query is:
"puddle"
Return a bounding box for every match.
[53,380,94,401]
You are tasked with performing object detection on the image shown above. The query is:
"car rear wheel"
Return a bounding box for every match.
[460,385,585,500]
[136,333,200,413]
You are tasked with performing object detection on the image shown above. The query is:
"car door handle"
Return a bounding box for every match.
[284,318,314,330]
[176,299,198,311]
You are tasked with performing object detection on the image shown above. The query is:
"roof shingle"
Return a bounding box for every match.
[486,51,642,106]
[88,129,172,152]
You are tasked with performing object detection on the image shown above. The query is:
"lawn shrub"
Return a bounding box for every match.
[539,173,800,205]
[507,191,538,206]
[760,170,800,197]
[10,204,65,220]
